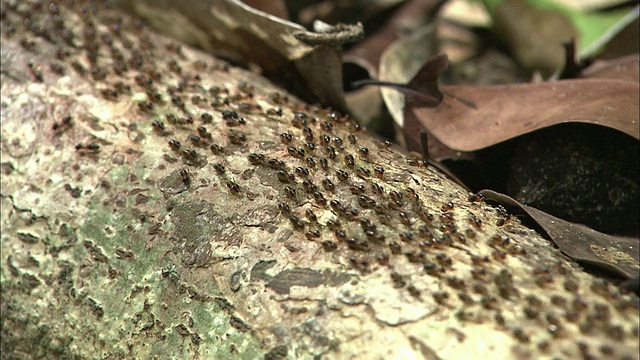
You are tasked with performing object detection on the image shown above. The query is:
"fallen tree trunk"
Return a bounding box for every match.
[1,1,637,359]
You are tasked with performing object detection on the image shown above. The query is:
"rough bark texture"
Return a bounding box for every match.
[1,1,638,359]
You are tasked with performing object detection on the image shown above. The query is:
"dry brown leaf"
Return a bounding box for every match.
[377,25,439,144]
[580,53,639,81]
[404,75,639,152]
[390,50,639,153]
[375,49,639,153]
[480,190,639,279]
[376,27,513,156]
[114,0,362,111]
[343,0,445,125]
[345,0,445,77]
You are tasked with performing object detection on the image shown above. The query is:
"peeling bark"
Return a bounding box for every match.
[1,2,638,359]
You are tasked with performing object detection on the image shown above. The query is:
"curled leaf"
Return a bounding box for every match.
[114,0,363,111]
[480,190,639,279]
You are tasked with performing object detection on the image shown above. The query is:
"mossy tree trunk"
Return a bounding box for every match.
[1,2,637,359]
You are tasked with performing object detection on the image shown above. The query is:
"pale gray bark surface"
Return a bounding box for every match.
[1,1,638,359]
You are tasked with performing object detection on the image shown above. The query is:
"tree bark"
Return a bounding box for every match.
[1,1,637,359]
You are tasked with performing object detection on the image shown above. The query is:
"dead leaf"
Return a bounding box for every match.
[580,53,639,81]
[114,0,362,111]
[439,0,491,28]
[345,0,445,77]
[440,46,523,86]
[343,0,445,126]
[295,0,405,28]
[372,48,639,153]
[361,52,448,107]
[390,49,639,152]
[491,0,578,77]
[242,0,289,19]
[559,39,583,79]
[376,25,439,145]
[374,26,519,156]
[479,190,639,279]
[403,76,639,152]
